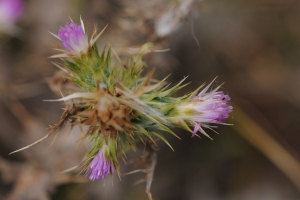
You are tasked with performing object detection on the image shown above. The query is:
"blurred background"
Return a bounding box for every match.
[1,0,300,199]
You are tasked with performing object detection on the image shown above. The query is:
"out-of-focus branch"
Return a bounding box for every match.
[155,0,199,38]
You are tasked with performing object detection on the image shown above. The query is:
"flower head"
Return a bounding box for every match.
[175,81,232,137]
[58,22,89,57]
[86,147,114,181]
[0,0,23,31]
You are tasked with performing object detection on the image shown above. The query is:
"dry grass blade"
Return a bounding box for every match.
[232,104,300,191]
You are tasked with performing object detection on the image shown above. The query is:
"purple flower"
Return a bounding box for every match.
[58,22,89,57]
[0,0,23,28]
[86,147,114,181]
[175,81,232,137]
[190,89,232,137]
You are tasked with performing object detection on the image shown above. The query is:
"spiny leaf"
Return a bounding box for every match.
[158,76,189,97]
[135,125,155,144]
[151,132,174,151]
[156,124,181,140]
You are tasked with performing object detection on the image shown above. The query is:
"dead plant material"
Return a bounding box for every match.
[9,104,77,155]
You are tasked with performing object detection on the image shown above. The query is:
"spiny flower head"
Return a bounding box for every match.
[58,22,88,56]
[86,146,115,181]
[51,18,106,58]
[10,18,233,199]
[173,80,232,138]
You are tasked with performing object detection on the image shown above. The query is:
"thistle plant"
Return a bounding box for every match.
[11,18,232,199]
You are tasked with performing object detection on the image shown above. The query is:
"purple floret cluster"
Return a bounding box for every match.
[86,147,115,181]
